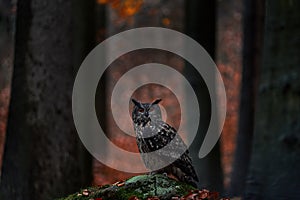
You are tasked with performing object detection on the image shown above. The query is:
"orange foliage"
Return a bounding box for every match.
[162,18,171,26]
[97,0,109,4]
[97,0,143,17]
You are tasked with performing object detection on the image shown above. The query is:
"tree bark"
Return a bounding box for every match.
[244,0,300,199]
[0,0,15,173]
[0,0,93,199]
[185,0,224,192]
[229,0,265,196]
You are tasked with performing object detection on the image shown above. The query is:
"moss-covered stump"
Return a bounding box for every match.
[59,174,195,200]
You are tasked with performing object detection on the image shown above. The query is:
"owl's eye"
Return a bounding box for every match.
[138,108,145,112]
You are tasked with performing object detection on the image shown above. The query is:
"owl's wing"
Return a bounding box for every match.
[158,122,188,152]
[155,122,199,181]
[173,152,199,182]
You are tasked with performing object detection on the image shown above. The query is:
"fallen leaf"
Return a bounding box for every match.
[117,182,125,187]
[82,189,90,196]
[208,191,219,200]
[184,192,198,200]
[128,196,140,200]
[113,181,121,186]
[198,190,208,199]
[147,197,160,200]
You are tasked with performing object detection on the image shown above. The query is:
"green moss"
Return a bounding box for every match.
[58,174,196,200]
[125,174,149,183]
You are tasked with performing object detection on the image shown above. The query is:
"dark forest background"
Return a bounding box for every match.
[0,0,299,199]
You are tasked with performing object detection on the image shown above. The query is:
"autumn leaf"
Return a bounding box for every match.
[96,0,143,17]
[147,197,160,200]
[82,189,90,196]
[128,196,140,200]
[119,0,143,17]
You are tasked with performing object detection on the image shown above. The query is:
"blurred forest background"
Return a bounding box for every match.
[0,0,299,199]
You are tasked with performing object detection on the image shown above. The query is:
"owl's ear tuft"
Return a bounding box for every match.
[131,98,141,107]
[152,99,162,105]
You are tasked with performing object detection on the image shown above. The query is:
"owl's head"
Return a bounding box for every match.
[131,98,162,126]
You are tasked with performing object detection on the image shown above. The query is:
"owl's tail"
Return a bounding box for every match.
[169,163,199,188]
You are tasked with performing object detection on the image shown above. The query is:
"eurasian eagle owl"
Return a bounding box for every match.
[131,98,199,187]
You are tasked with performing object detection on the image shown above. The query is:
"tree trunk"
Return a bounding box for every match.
[73,0,96,190]
[185,0,224,192]
[244,0,300,199]
[0,0,93,199]
[229,0,264,196]
[0,0,16,173]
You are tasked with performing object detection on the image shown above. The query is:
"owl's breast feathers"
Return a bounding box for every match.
[135,121,178,152]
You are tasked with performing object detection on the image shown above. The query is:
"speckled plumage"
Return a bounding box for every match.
[131,99,199,187]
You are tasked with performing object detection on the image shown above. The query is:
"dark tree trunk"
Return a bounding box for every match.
[244,0,300,199]
[185,0,224,192]
[0,0,93,199]
[73,0,96,189]
[0,0,16,173]
[229,0,265,196]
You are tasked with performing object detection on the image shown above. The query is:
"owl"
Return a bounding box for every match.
[131,98,199,187]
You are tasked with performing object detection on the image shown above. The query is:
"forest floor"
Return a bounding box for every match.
[59,174,232,200]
